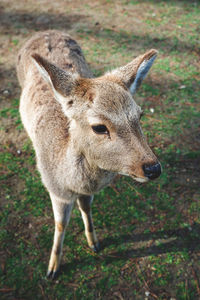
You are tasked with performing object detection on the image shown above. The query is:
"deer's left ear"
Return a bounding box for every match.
[110,49,158,95]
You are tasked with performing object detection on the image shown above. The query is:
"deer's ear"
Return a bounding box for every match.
[110,49,158,95]
[31,54,77,103]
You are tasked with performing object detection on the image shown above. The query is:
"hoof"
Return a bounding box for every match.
[46,269,59,280]
[90,242,100,253]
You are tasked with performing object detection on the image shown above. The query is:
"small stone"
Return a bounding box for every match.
[3,89,10,96]
[179,85,186,89]
[145,291,150,297]
[150,108,154,113]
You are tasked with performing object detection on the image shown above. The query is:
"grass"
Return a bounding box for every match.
[0,0,200,299]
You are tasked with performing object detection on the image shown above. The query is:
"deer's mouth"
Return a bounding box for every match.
[126,161,161,183]
[131,175,149,183]
[119,171,149,183]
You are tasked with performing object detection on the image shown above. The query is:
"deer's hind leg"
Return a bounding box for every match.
[77,195,99,252]
[47,192,74,279]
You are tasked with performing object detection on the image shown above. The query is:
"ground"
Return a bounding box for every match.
[0,0,200,299]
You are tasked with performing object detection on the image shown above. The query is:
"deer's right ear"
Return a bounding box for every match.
[31,54,77,103]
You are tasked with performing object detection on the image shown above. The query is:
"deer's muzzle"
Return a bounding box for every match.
[142,162,161,180]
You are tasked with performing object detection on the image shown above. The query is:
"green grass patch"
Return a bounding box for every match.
[1,0,200,299]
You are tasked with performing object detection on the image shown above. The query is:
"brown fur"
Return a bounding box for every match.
[17,30,160,278]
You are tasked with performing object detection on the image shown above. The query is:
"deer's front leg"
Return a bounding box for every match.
[77,195,99,252]
[47,193,74,279]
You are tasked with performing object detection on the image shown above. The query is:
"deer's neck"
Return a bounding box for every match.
[61,139,115,195]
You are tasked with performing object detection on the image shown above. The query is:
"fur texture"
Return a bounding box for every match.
[17,30,160,278]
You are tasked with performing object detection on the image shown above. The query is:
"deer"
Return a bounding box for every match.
[16,30,161,279]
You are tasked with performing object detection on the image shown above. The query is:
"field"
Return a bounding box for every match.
[0,0,200,299]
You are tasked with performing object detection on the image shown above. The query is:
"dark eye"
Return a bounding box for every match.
[92,124,109,135]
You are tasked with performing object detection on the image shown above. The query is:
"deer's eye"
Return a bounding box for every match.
[92,125,109,135]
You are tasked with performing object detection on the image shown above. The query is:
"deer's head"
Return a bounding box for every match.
[32,49,161,182]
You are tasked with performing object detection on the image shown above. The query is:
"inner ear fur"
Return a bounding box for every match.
[32,54,77,97]
[109,49,158,94]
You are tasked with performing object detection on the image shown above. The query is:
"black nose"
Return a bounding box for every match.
[143,162,161,180]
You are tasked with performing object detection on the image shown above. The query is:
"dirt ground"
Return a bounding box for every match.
[1,0,200,299]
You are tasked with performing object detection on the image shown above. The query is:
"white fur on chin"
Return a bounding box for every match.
[119,172,148,183]
[134,177,148,183]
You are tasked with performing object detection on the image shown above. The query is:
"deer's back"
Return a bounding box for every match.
[17,30,92,143]
[17,30,93,87]
[17,30,93,143]
[17,31,94,196]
